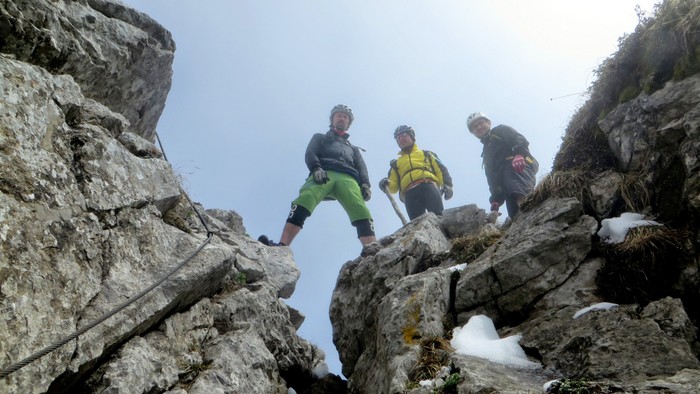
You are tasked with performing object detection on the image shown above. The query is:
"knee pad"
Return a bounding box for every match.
[286,204,311,228]
[353,218,375,237]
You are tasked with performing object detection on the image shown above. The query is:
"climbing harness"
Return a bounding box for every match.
[0,133,214,379]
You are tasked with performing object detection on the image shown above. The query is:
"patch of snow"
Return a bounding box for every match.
[450,315,541,369]
[573,302,618,319]
[597,212,660,244]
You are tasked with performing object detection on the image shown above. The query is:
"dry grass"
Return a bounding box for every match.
[644,0,700,52]
[450,228,502,264]
[521,169,593,211]
[619,172,651,212]
[407,337,454,384]
[596,225,693,305]
[553,124,617,173]
[609,224,687,254]
[555,0,700,175]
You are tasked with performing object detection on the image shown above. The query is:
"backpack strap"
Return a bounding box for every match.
[422,150,437,174]
[388,159,406,202]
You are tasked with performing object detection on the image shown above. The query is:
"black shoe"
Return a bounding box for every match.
[361,242,381,257]
[258,235,286,246]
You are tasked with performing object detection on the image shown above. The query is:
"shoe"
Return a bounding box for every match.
[500,217,513,230]
[258,235,286,246]
[361,241,381,257]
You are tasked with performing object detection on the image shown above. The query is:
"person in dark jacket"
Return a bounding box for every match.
[259,104,376,247]
[466,112,538,219]
[379,125,453,221]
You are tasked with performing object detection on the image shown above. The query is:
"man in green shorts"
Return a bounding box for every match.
[258,104,376,247]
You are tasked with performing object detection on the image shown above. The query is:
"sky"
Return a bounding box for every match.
[121,0,659,377]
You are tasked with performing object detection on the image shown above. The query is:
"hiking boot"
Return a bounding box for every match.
[258,235,286,247]
[500,217,513,230]
[360,241,381,257]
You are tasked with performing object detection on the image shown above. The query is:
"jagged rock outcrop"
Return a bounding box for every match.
[4,0,700,393]
[0,0,174,140]
[0,1,330,393]
[331,198,700,393]
[597,74,700,220]
[329,1,700,392]
[453,198,598,324]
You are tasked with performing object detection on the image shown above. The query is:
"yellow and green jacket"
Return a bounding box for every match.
[386,143,452,200]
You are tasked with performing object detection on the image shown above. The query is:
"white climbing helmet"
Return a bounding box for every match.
[466,112,490,130]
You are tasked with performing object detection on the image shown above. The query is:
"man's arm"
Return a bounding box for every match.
[496,125,531,157]
[304,133,324,172]
[430,153,452,187]
[354,147,370,187]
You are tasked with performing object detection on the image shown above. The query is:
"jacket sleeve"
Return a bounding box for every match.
[430,153,452,188]
[487,170,505,205]
[498,125,532,157]
[304,134,324,172]
[354,147,370,186]
[489,188,505,206]
[387,161,400,194]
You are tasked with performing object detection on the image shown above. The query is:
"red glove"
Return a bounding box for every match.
[512,155,526,173]
[490,202,500,212]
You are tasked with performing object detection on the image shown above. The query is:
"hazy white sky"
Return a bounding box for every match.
[122,0,658,377]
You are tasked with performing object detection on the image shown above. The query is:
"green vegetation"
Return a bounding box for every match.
[554,0,700,173]
[617,85,640,103]
[435,373,461,393]
[234,272,247,285]
[550,378,592,394]
[218,271,248,295]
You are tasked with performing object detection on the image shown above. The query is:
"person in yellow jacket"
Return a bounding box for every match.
[379,125,453,221]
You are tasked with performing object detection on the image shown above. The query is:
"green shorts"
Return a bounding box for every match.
[293,170,373,223]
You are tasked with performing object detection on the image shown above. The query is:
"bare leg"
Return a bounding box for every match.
[279,222,302,246]
[359,235,377,246]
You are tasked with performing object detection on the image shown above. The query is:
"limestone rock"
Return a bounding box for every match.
[0,0,175,140]
[439,204,491,238]
[330,213,452,387]
[518,298,699,382]
[454,197,598,325]
[598,75,700,219]
[0,6,322,392]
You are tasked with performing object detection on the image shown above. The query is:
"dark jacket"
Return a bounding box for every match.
[305,130,370,186]
[480,125,536,204]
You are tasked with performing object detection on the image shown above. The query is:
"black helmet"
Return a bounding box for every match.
[330,104,354,125]
[393,125,415,141]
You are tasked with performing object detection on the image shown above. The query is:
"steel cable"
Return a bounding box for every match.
[1,132,214,378]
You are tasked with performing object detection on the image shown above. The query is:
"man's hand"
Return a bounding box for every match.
[441,185,453,200]
[512,155,526,173]
[361,184,372,201]
[378,178,389,192]
[313,167,329,184]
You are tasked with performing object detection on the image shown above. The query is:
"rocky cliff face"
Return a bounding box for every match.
[0,1,332,393]
[329,1,700,392]
[2,0,700,393]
